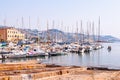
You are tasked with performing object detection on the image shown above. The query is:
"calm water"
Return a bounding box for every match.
[42,42,120,69]
[1,43,120,69]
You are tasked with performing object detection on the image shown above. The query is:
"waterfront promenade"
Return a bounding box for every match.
[0,60,119,80]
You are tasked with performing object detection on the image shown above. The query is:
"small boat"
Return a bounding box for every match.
[107,46,111,51]
[26,48,49,57]
[4,50,27,59]
[84,46,91,53]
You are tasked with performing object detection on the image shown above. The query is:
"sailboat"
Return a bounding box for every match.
[93,16,103,50]
[26,17,49,57]
[70,21,85,53]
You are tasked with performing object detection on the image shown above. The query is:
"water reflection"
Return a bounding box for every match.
[83,52,91,66]
[78,53,83,66]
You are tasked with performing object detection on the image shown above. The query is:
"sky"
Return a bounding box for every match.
[0,0,120,38]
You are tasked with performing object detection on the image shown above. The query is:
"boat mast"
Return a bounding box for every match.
[3,17,6,42]
[52,20,55,42]
[29,16,31,29]
[46,20,50,43]
[80,20,83,44]
[71,25,74,43]
[80,21,85,44]
[82,27,84,44]
[52,20,54,29]
[16,18,19,28]
[98,16,100,42]
[60,20,63,42]
[37,17,40,45]
[55,21,57,43]
[21,17,24,28]
[64,26,67,43]
[92,22,95,42]
[76,21,79,43]
[29,16,31,40]
[3,18,6,26]
[21,17,25,40]
[89,22,92,42]
[87,21,89,42]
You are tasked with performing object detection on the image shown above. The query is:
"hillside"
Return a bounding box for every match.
[22,29,120,43]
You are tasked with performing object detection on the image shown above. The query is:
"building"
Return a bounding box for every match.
[0,27,25,42]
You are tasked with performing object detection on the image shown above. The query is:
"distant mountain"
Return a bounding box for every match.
[21,28,120,42]
[0,25,3,27]
[0,25,119,42]
[100,35,120,42]
[0,25,9,28]
[48,29,63,33]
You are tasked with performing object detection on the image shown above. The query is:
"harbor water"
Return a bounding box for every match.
[1,43,120,69]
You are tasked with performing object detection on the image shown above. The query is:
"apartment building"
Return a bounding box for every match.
[0,27,25,42]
